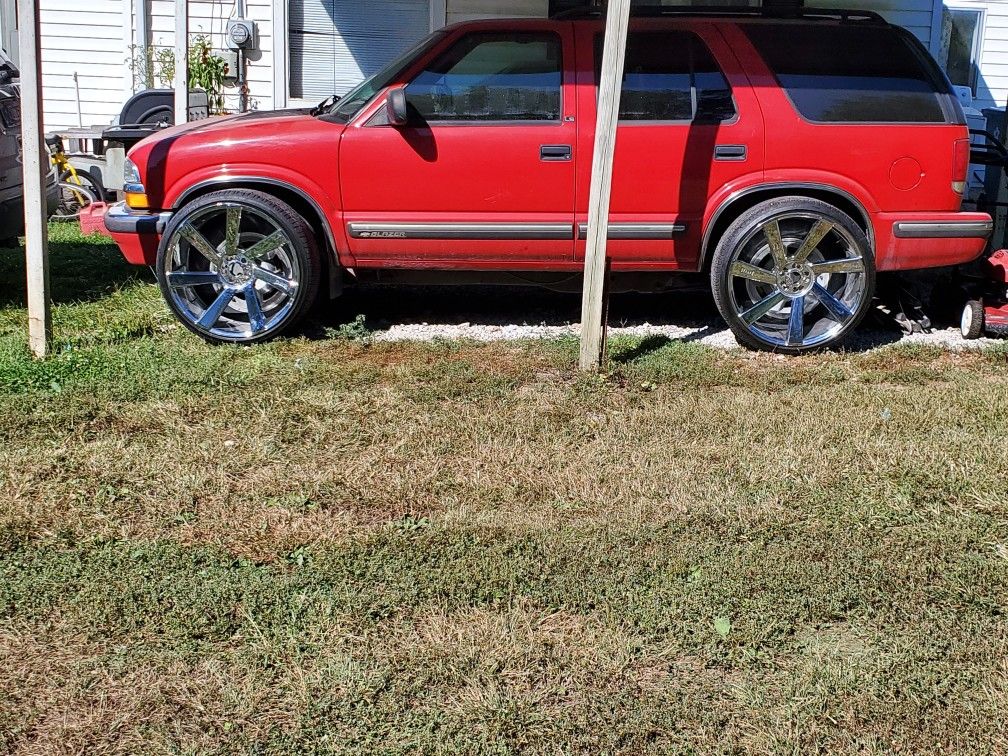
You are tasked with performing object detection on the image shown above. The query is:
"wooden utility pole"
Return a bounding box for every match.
[17,0,51,358]
[579,0,631,371]
[174,0,188,125]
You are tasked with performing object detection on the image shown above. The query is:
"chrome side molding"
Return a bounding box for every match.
[893,220,993,239]
[577,223,686,240]
[346,222,573,240]
[347,222,687,241]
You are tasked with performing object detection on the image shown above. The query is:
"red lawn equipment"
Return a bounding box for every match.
[961,116,1008,339]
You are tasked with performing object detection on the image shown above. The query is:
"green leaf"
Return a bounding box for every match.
[713,616,731,639]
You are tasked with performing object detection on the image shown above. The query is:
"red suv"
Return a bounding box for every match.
[106,7,992,353]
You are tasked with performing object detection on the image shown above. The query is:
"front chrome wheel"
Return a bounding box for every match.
[713,200,875,353]
[161,201,302,342]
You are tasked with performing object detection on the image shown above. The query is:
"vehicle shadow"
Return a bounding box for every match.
[0,229,925,356]
[307,283,913,355]
[0,232,155,308]
[315,285,719,329]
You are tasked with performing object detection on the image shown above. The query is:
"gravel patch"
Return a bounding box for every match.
[372,320,1001,351]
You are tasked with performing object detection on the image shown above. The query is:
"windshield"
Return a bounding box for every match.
[326,31,448,122]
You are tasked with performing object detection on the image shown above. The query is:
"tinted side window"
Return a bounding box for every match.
[406,33,562,122]
[743,24,948,123]
[593,31,736,122]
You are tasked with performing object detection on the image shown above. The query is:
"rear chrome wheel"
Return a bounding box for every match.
[712,198,875,353]
[157,190,320,344]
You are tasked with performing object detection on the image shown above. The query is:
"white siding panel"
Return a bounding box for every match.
[148,0,275,113]
[36,0,275,129]
[39,0,128,130]
[446,0,548,25]
[978,2,1008,110]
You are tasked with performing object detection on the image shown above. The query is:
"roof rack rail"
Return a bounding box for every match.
[549,5,888,24]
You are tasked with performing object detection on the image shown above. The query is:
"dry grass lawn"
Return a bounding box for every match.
[1,227,1007,754]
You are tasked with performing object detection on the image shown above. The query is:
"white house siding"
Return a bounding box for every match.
[148,0,275,113]
[36,0,275,130]
[941,0,1008,110]
[446,0,548,25]
[39,0,131,131]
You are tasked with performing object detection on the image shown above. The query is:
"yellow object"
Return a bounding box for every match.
[125,192,149,210]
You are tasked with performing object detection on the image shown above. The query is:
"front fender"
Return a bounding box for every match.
[163,166,350,263]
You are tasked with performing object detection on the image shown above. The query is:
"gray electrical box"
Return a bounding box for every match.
[218,49,239,80]
[226,19,258,51]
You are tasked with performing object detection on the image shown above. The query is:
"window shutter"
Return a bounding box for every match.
[289,0,431,100]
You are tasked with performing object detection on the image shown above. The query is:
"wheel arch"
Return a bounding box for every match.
[701,183,874,272]
[172,177,342,264]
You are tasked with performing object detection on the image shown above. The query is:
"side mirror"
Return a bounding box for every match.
[386,87,409,127]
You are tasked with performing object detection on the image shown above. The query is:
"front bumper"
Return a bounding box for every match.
[876,211,993,271]
[104,201,172,265]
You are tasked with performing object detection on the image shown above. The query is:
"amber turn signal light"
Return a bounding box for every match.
[124,191,149,210]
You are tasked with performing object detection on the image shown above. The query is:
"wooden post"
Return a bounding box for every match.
[174,0,187,125]
[17,0,51,358]
[579,0,631,371]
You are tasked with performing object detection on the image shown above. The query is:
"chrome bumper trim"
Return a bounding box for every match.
[104,202,173,235]
[893,220,993,239]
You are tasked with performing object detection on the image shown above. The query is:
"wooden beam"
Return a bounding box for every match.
[16,0,51,358]
[579,0,631,371]
[174,0,187,124]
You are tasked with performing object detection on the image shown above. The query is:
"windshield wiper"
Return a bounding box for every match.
[310,94,341,117]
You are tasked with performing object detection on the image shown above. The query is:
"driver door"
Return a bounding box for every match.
[339,25,577,266]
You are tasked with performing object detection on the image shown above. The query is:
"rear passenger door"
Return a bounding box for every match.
[574,22,764,269]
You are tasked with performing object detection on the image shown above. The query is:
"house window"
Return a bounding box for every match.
[0,0,18,65]
[944,8,984,94]
[288,0,433,101]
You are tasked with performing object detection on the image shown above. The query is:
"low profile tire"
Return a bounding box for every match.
[961,300,985,339]
[711,197,876,354]
[156,189,321,344]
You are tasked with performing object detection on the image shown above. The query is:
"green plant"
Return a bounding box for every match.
[154,46,176,88]
[333,314,373,343]
[127,45,176,91]
[187,35,228,115]
[127,37,227,115]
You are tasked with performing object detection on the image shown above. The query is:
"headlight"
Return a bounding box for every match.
[123,158,148,210]
[123,157,142,187]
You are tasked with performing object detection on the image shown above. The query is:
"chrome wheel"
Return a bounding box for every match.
[162,202,301,341]
[726,213,868,349]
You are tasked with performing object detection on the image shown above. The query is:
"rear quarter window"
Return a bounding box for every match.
[743,23,952,124]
